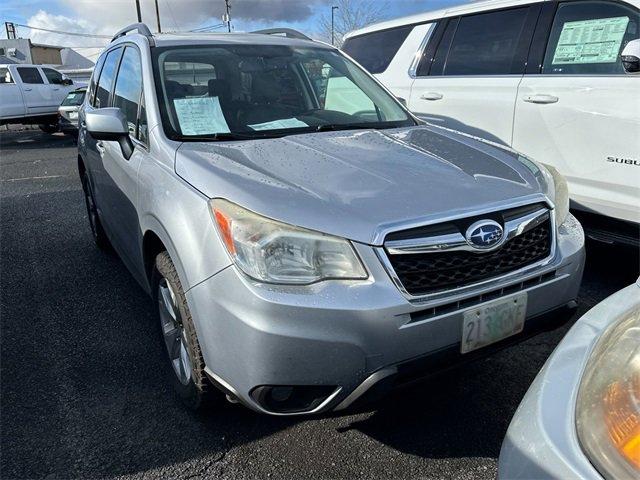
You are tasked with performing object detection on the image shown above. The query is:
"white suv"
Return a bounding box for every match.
[343,0,640,246]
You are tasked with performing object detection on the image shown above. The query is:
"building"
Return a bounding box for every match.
[0,38,63,65]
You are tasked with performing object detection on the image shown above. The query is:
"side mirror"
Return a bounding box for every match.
[86,108,134,159]
[396,96,408,107]
[61,78,73,86]
[621,38,640,73]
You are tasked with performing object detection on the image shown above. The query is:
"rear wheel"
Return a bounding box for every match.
[81,171,111,250]
[153,251,216,410]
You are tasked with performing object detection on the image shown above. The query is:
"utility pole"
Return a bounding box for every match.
[135,0,142,23]
[154,0,162,32]
[331,6,339,45]
[223,0,231,32]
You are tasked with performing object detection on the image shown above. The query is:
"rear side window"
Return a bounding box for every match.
[543,0,640,74]
[42,68,64,85]
[342,25,413,74]
[113,46,143,137]
[0,67,13,84]
[441,7,530,75]
[94,47,122,108]
[16,67,44,84]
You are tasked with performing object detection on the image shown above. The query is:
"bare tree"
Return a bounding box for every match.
[317,0,388,47]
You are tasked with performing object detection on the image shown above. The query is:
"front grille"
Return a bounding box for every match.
[385,209,552,296]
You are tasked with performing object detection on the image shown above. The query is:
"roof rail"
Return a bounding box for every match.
[111,23,155,45]
[251,28,312,41]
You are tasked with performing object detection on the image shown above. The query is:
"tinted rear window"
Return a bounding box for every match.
[342,25,413,74]
[62,90,86,106]
[443,7,529,75]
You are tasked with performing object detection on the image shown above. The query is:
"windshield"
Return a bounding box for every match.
[153,44,415,140]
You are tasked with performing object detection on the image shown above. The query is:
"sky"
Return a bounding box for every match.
[0,0,472,62]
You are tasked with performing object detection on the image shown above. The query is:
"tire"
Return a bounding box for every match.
[153,251,216,410]
[38,124,58,133]
[80,171,111,251]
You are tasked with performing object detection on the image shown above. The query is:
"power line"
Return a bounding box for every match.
[12,23,111,38]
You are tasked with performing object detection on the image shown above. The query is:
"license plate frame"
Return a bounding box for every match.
[461,293,528,354]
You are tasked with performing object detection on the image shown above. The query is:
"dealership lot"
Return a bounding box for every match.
[1,130,638,479]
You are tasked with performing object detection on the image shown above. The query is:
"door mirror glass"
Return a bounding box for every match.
[86,108,134,159]
[621,38,640,73]
[61,78,73,86]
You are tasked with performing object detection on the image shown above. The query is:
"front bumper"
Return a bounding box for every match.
[186,214,585,415]
[498,281,640,479]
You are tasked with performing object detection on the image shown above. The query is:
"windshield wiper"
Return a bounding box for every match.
[315,122,400,133]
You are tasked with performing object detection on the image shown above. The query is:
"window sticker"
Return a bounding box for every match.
[173,97,230,135]
[248,118,308,131]
[552,16,629,65]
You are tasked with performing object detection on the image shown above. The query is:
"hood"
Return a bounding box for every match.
[175,125,549,245]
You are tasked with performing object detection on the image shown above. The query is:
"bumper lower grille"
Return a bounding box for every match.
[384,206,552,296]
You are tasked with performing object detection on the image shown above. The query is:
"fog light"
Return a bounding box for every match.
[250,385,337,414]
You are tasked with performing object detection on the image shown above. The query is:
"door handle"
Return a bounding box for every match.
[420,92,444,101]
[523,94,559,104]
[96,141,106,156]
[23,88,32,92]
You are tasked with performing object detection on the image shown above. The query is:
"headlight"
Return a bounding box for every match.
[541,163,569,227]
[210,199,368,284]
[518,156,569,227]
[576,308,640,479]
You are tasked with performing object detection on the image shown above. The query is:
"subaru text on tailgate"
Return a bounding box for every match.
[77,24,585,415]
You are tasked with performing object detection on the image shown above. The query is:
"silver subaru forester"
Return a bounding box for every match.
[78,23,585,415]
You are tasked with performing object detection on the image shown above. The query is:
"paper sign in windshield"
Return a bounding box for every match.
[552,16,629,65]
[248,118,308,131]
[173,97,230,135]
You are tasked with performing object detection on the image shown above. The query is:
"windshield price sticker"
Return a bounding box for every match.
[248,118,309,131]
[552,16,629,65]
[173,97,230,136]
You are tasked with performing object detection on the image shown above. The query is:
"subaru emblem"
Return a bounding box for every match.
[465,220,504,250]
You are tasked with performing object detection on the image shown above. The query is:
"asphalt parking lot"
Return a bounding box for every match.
[1,129,638,480]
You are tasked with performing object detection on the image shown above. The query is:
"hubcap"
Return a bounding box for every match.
[158,278,192,385]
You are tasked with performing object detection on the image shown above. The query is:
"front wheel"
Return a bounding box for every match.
[153,251,217,410]
[81,171,111,250]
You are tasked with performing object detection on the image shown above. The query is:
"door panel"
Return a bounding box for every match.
[514,77,640,223]
[15,67,50,114]
[409,76,522,145]
[514,0,640,223]
[408,6,536,146]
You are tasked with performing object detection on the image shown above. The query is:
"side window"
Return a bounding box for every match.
[16,67,44,84]
[42,68,64,85]
[113,46,143,137]
[342,25,414,74]
[94,47,122,108]
[542,1,640,75]
[302,61,376,117]
[441,7,530,75]
[0,67,14,84]
[88,54,107,106]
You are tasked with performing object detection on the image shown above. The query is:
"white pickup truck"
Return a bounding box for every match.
[0,64,79,130]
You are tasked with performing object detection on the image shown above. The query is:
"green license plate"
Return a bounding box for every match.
[461,293,528,354]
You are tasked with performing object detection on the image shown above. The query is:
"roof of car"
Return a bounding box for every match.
[344,0,547,39]
[112,31,331,50]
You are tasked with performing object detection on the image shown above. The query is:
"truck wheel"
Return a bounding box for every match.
[38,124,58,133]
[153,251,217,410]
[81,171,111,250]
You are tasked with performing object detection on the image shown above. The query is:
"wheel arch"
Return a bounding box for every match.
[140,215,190,295]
